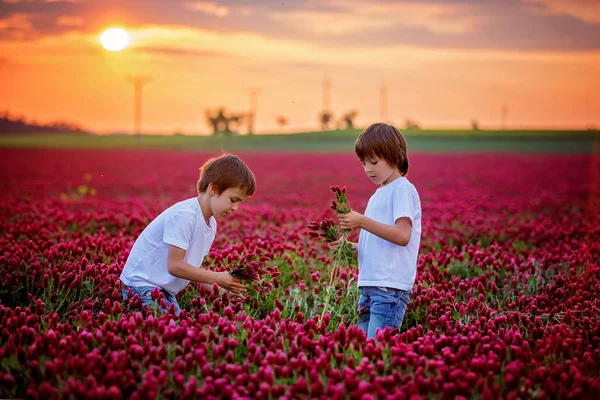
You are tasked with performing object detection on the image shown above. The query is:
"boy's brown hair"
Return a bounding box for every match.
[354,123,409,176]
[197,154,256,196]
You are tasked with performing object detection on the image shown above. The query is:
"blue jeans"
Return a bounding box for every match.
[121,285,181,316]
[358,286,411,339]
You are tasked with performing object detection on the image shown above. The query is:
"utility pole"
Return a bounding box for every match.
[127,75,152,145]
[501,104,509,131]
[246,88,261,135]
[323,78,331,113]
[380,84,388,122]
[320,77,333,130]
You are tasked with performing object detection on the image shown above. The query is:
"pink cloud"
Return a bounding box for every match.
[183,1,230,17]
[271,0,485,36]
[0,13,35,39]
[525,0,600,23]
[56,15,84,27]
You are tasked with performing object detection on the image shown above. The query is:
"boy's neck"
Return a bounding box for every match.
[381,169,402,187]
[196,193,213,225]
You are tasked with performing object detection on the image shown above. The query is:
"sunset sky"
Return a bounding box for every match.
[1,0,599,134]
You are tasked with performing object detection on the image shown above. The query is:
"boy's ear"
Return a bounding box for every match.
[208,183,216,196]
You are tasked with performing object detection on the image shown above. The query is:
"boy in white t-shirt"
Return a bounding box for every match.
[120,154,253,315]
[336,123,422,339]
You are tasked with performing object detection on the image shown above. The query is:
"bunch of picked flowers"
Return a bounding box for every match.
[330,185,351,215]
[307,185,356,320]
[306,218,339,242]
[227,252,278,290]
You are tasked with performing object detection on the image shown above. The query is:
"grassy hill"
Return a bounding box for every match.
[0,129,597,153]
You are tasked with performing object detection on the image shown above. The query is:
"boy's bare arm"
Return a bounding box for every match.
[167,245,247,293]
[338,211,411,246]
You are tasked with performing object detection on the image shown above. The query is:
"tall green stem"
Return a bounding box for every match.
[320,235,349,322]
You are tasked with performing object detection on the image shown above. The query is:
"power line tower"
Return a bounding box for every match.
[319,77,334,130]
[127,75,152,145]
[380,84,388,122]
[246,88,261,135]
[323,78,331,113]
[501,104,509,131]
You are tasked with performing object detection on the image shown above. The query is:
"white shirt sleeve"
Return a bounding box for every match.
[392,184,415,223]
[163,211,195,250]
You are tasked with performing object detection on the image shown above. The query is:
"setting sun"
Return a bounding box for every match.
[100,28,129,51]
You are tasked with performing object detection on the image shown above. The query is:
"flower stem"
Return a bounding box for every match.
[320,235,349,323]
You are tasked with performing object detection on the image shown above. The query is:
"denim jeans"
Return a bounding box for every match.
[358,286,411,339]
[121,285,181,316]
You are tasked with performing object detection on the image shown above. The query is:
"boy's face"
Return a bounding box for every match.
[361,156,398,186]
[209,186,249,219]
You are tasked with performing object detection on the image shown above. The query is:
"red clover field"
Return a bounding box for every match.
[1,149,599,399]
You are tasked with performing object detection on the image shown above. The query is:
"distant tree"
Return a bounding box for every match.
[0,114,86,135]
[228,113,246,134]
[276,115,289,129]
[205,108,247,136]
[205,108,228,135]
[49,121,83,131]
[339,110,358,130]
[471,119,479,131]
[319,111,333,131]
[405,119,421,131]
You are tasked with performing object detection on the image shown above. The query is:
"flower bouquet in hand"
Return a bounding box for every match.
[306,218,354,261]
[306,185,356,321]
[328,185,356,259]
[330,185,351,215]
[226,251,279,292]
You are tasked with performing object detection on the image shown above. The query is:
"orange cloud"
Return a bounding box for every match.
[271,0,484,36]
[0,13,35,39]
[56,15,84,27]
[183,1,229,17]
[0,14,32,30]
[1,22,599,133]
[525,0,600,23]
[6,24,600,75]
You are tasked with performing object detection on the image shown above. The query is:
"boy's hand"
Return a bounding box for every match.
[217,286,244,299]
[196,282,244,298]
[337,210,364,230]
[329,239,357,252]
[216,272,248,294]
[329,239,340,250]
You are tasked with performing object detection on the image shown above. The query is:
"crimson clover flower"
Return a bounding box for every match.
[228,252,275,283]
[306,185,357,322]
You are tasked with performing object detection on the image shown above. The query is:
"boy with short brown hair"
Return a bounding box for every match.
[337,123,422,339]
[120,153,255,315]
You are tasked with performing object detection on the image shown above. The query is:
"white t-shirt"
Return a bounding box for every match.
[120,198,217,296]
[357,176,422,291]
